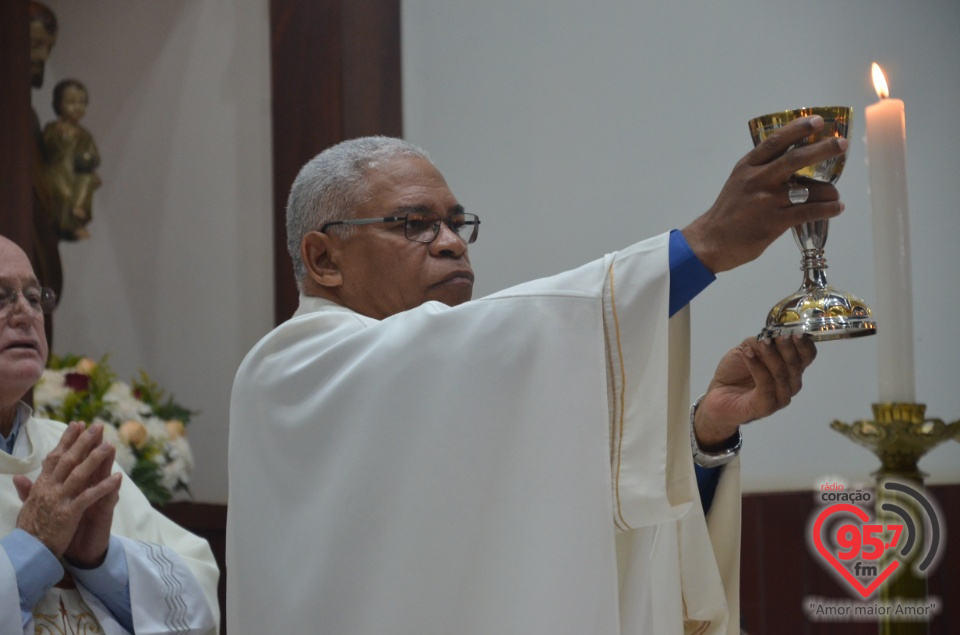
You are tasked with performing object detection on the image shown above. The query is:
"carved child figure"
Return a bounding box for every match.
[43,79,101,240]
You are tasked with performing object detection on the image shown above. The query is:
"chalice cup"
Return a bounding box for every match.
[749,106,877,341]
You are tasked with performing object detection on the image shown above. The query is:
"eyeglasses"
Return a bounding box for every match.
[0,286,57,318]
[320,211,480,245]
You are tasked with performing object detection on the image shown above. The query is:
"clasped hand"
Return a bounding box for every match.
[14,421,122,568]
[694,335,817,449]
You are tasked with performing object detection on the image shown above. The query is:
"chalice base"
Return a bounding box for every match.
[758,284,877,341]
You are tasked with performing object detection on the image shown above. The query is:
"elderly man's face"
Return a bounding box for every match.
[0,239,49,405]
[329,156,474,319]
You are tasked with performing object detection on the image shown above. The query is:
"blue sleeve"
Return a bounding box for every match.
[66,536,134,633]
[1,529,64,628]
[695,465,723,514]
[670,231,723,511]
[669,229,716,317]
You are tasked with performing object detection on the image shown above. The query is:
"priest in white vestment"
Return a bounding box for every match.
[0,236,219,635]
[229,122,847,634]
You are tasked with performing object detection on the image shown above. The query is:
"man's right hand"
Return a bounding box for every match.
[681,115,847,274]
[13,421,122,560]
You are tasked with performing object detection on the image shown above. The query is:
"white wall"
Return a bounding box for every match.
[33,0,273,504]
[402,0,960,490]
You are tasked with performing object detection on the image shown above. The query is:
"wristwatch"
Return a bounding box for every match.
[689,393,742,468]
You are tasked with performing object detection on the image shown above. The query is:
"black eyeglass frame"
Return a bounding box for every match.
[319,211,480,245]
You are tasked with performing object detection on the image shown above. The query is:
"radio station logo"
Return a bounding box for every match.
[804,477,945,623]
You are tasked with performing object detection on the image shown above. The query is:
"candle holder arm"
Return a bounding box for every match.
[830,403,960,479]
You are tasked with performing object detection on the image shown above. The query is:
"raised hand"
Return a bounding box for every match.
[14,421,122,562]
[693,335,817,449]
[682,115,847,274]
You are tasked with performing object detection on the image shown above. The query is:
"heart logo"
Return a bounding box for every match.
[812,503,899,599]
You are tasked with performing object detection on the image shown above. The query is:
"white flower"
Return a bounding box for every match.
[161,435,194,493]
[144,417,171,444]
[103,382,151,419]
[101,421,137,474]
[33,370,70,412]
[168,435,194,470]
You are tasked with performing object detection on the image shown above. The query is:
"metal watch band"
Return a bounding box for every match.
[689,393,742,468]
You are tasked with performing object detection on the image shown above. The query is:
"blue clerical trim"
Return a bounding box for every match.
[668,230,722,511]
[66,536,134,632]
[1,409,22,454]
[668,229,716,317]
[695,464,723,514]
[1,529,64,628]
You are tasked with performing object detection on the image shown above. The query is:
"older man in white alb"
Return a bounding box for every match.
[0,235,219,635]
[229,116,846,634]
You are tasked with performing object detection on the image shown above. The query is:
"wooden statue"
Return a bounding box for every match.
[28,1,62,347]
[43,79,100,241]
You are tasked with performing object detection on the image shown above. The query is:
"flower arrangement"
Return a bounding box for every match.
[33,354,196,506]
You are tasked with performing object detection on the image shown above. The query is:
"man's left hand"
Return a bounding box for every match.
[694,335,817,449]
[63,438,121,569]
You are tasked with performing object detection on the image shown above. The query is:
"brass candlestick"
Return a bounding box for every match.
[831,404,959,481]
[831,403,960,634]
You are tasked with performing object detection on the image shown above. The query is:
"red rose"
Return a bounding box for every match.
[64,372,90,392]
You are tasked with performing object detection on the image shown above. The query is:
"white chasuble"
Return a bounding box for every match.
[228,232,740,634]
[0,415,220,635]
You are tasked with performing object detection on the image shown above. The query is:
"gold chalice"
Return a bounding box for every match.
[749,106,877,341]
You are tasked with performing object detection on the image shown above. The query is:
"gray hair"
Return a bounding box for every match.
[286,136,433,290]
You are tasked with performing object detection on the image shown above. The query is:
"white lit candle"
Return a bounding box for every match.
[865,62,915,403]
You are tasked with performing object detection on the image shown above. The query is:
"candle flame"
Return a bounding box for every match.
[872,62,890,99]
